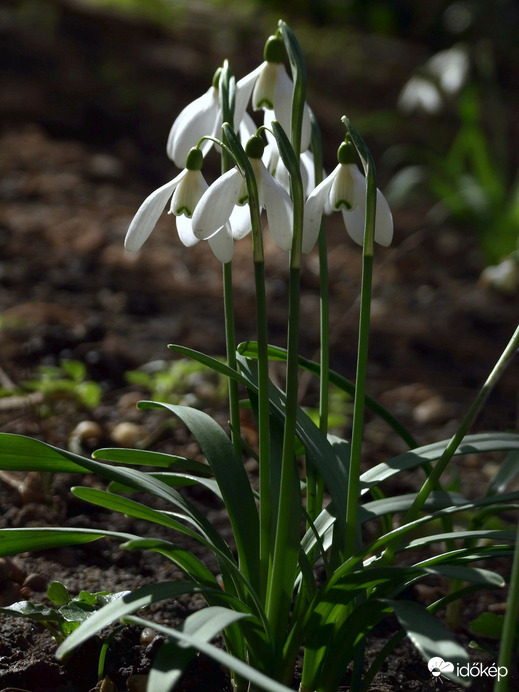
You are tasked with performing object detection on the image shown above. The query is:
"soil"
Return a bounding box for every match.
[0,1,518,691]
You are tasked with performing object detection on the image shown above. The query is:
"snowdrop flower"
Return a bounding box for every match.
[302,141,393,253]
[262,110,316,197]
[166,72,222,168]
[192,135,293,251]
[236,34,312,151]
[398,44,469,114]
[125,147,233,263]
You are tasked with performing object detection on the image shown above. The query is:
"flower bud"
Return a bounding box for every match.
[263,34,285,64]
[185,147,204,171]
[245,135,265,160]
[337,141,356,165]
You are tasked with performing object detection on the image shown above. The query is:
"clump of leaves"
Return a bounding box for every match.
[23,359,102,409]
[0,580,128,644]
[126,358,227,406]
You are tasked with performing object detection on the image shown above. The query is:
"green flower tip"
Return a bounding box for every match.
[337,141,356,165]
[245,135,265,159]
[185,147,204,171]
[212,67,222,89]
[264,34,285,64]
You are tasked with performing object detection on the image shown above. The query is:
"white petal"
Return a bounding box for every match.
[191,168,243,239]
[398,77,442,115]
[330,164,357,211]
[239,111,258,144]
[271,64,293,138]
[260,162,293,251]
[300,151,315,197]
[235,63,265,125]
[124,172,186,252]
[299,103,312,152]
[167,87,220,168]
[271,65,311,152]
[175,214,199,247]
[170,170,208,217]
[208,224,234,263]
[341,206,365,246]
[342,187,394,247]
[229,204,252,240]
[302,173,335,253]
[374,188,394,246]
[252,62,279,111]
[351,168,394,246]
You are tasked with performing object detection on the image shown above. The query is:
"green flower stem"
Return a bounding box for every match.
[307,114,326,523]
[266,129,305,654]
[344,167,376,560]
[384,323,519,565]
[254,255,272,602]
[495,499,519,692]
[222,123,271,599]
[223,262,241,457]
[218,62,241,458]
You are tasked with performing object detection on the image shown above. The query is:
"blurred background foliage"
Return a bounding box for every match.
[2,0,519,276]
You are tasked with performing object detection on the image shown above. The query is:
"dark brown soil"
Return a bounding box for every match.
[0,1,518,691]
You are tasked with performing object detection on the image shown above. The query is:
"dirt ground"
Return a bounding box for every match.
[0,1,518,690]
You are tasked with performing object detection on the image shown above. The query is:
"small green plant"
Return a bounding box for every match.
[0,21,518,692]
[392,44,519,283]
[23,359,102,410]
[126,358,227,406]
[0,580,128,645]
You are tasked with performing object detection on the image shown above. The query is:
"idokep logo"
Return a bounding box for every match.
[428,657,454,678]
[427,657,508,682]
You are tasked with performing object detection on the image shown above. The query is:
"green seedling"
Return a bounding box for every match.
[0,580,128,645]
[23,359,102,410]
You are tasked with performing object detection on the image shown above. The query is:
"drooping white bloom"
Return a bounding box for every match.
[262,110,317,197]
[124,148,234,263]
[236,35,312,151]
[398,44,469,114]
[302,142,393,253]
[192,136,293,251]
[166,86,221,168]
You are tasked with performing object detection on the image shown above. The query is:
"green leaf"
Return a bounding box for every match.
[0,527,135,557]
[0,433,92,473]
[469,612,505,639]
[237,341,416,447]
[56,581,237,663]
[0,601,61,622]
[486,451,519,496]
[137,401,259,590]
[47,581,72,607]
[405,529,516,552]
[387,599,470,686]
[237,356,349,546]
[125,614,293,692]
[148,606,251,692]
[93,447,210,475]
[361,433,519,494]
[360,491,468,523]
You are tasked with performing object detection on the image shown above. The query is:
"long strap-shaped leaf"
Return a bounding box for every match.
[137,401,260,592]
[124,613,294,692]
[147,606,251,692]
[238,340,417,447]
[360,432,519,493]
[168,345,350,544]
[0,433,235,567]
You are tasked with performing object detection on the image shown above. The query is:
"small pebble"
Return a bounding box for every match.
[139,627,157,645]
[110,422,145,446]
[71,420,103,442]
[23,572,48,592]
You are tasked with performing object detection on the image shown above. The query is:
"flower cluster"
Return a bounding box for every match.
[125,31,393,263]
